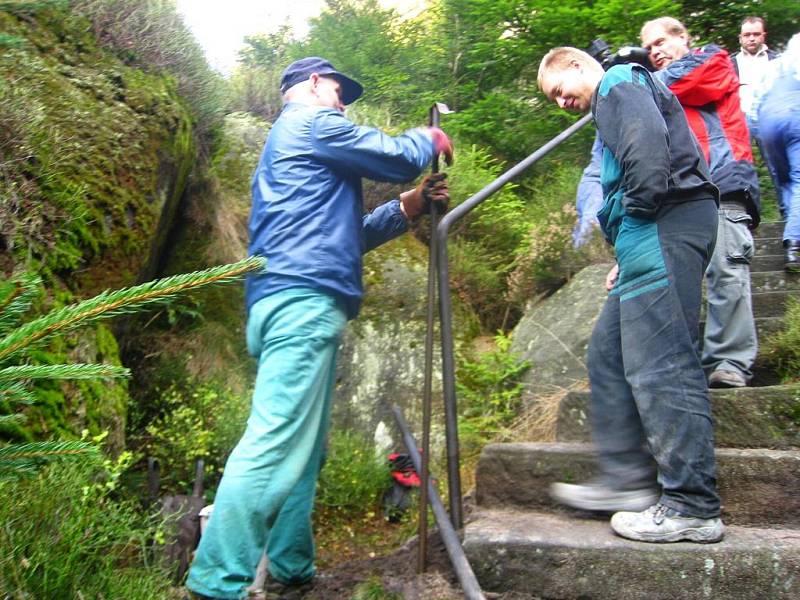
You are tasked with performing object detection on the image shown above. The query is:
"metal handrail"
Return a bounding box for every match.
[435,113,594,527]
[392,406,486,600]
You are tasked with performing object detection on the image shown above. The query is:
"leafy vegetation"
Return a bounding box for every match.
[316,431,391,516]
[73,0,227,144]
[2,0,798,594]
[137,382,250,492]
[764,297,800,383]
[457,333,530,468]
[0,455,172,599]
[312,430,423,569]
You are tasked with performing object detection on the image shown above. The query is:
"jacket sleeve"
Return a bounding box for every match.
[594,70,670,220]
[362,199,408,252]
[658,46,739,106]
[311,110,435,183]
[573,132,604,246]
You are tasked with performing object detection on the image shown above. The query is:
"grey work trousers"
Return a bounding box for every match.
[701,201,757,380]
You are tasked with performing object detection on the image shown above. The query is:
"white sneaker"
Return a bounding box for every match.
[611,503,725,543]
[550,481,659,512]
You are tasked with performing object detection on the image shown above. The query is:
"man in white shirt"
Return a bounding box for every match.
[731,16,779,118]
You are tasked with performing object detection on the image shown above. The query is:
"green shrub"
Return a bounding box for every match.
[227,65,283,122]
[0,454,172,599]
[457,332,530,463]
[508,165,613,308]
[352,577,403,600]
[72,0,226,142]
[137,382,250,493]
[443,144,529,329]
[316,431,389,517]
[764,297,800,383]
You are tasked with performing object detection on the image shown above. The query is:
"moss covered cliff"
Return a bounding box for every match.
[0,5,197,447]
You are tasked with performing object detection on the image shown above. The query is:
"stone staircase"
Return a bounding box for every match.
[463,222,800,599]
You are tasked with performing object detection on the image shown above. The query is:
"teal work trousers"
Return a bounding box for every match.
[187,288,347,599]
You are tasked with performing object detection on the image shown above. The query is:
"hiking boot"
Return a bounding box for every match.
[263,576,315,600]
[611,503,725,543]
[786,240,800,273]
[550,481,659,512]
[708,369,747,388]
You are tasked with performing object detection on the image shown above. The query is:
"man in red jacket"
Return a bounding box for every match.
[641,17,761,389]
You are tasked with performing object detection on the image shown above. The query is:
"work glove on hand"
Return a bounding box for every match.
[427,127,454,166]
[400,172,449,221]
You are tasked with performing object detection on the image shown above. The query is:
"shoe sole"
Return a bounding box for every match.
[611,518,725,544]
[708,380,746,388]
[550,484,659,513]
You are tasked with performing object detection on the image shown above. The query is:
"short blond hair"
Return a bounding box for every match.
[537,47,599,90]
[640,16,688,41]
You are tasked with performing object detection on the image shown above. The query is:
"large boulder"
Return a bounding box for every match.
[510,263,612,399]
[333,234,448,452]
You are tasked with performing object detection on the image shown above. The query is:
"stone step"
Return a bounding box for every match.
[751,253,786,272]
[750,269,800,293]
[751,289,794,318]
[700,288,792,319]
[464,508,800,600]
[475,442,800,527]
[754,221,784,240]
[699,316,784,345]
[756,236,783,255]
[555,384,800,448]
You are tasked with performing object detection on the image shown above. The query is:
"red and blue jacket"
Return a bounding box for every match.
[655,45,761,226]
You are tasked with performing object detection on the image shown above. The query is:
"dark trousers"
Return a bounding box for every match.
[588,198,721,519]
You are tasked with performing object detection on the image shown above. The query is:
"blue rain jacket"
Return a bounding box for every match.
[246,102,435,319]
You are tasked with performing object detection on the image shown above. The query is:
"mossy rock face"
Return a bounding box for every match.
[120,113,269,421]
[0,9,195,291]
[0,8,197,447]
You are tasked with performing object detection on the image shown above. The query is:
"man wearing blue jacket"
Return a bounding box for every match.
[539,47,724,543]
[187,57,452,600]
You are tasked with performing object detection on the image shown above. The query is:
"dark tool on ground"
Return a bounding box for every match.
[148,457,206,582]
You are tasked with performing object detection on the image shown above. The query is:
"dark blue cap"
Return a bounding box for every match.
[279,57,364,105]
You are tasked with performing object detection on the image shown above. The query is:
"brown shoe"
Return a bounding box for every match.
[708,369,747,388]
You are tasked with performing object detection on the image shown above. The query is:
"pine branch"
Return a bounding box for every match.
[0,363,130,382]
[0,274,41,335]
[0,256,266,363]
[0,440,98,463]
[0,381,36,405]
[0,414,27,426]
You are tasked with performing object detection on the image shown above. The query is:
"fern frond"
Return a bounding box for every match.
[0,274,41,335]
[0,256,266,363]
[0,381,36,404]
[0,363,130,382]
[0,440,98,463]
